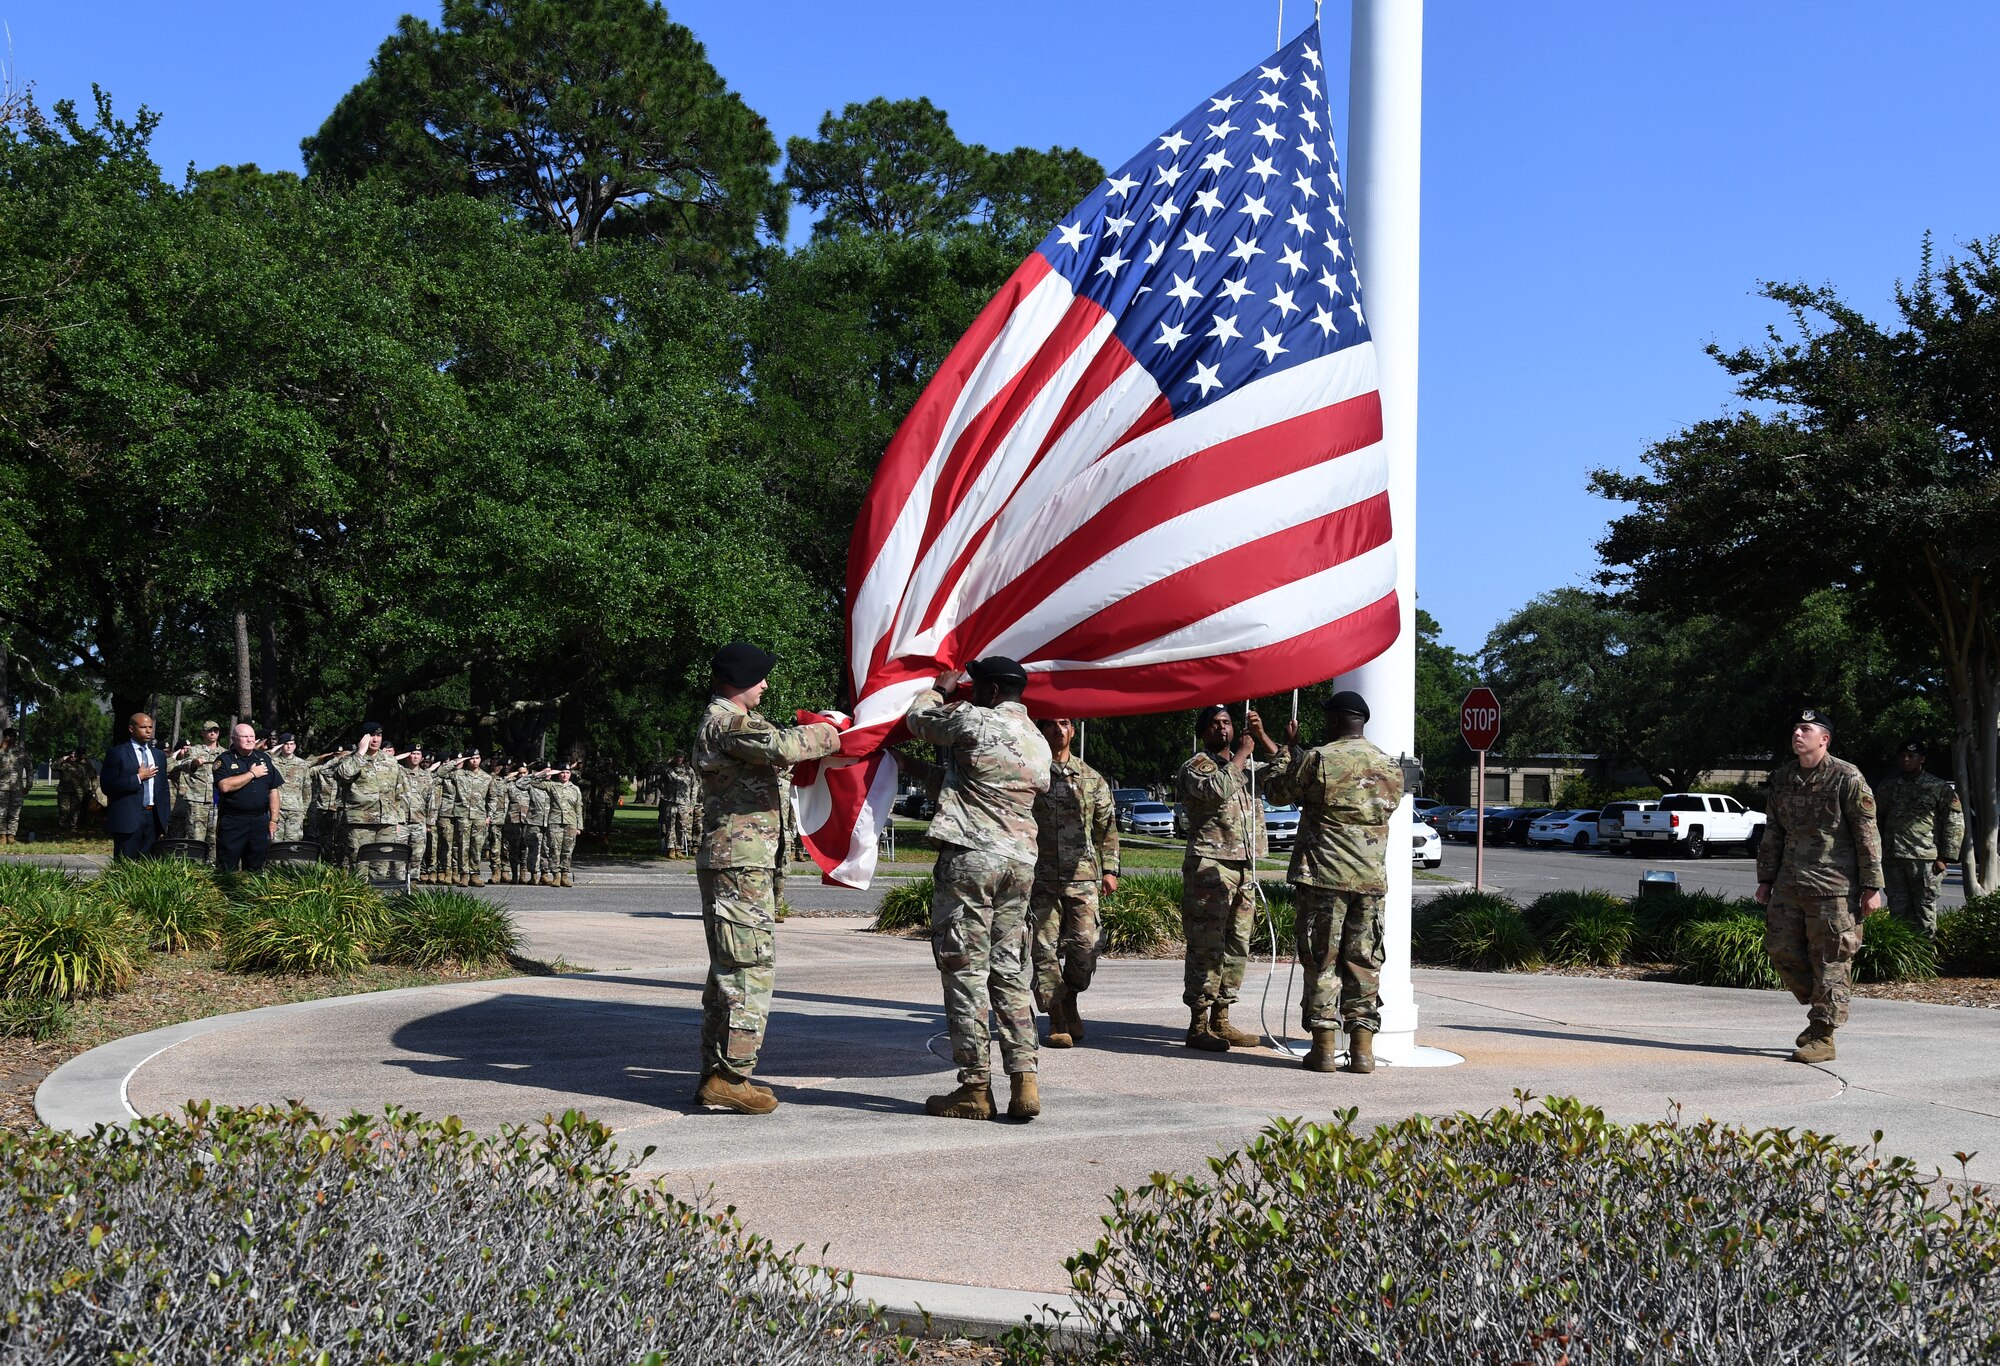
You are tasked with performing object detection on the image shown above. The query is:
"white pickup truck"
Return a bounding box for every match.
[1623,793,1766,859]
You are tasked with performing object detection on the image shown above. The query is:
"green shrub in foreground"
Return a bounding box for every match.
[1545,901,1635,967]
[1632,887,1753,962]
[1412,890,1540,969]
[1037,1098,2000,1364]
[1674,911,1781,989]
[379,889,520,967]
[0,861,77,900]
[1522,888,1626,938]
[90,856,230,952]
[870,874,933,932]
[0,884,142,998]
[0,994,73,1039]
[0,1103,884,1363]
[225,863,388,942]
[218,892,368,975]
[1855,909,1939,983]
[1939,894,2000,975]
[1101,873,1183,954]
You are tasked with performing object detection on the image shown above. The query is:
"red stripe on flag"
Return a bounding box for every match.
[937,389,1383,663]
[1022,592,1403,717]
[1036,490,1393,663]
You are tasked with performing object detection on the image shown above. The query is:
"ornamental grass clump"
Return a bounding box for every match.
[217,890,368,975]
[1101,873,1183,954]
[1854,909,1939,983]
[1631,887,1749,963]
[1674,909,1780,989]
[0,881,142,999]
[1939,894,2000,974]
[379,889,520,967]
[1412,890,1540,969]
[1249,879,1295,954]
[89,856,230,952]
[870,874,933,932]
[1048,1097,2000,1365]
[0,994,72,1039]
[0,1102,887,1363]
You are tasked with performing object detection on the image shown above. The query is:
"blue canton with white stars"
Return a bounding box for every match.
[1033,28,1368,417]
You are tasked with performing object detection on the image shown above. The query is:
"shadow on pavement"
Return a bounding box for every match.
[1445,1023,1783,1060]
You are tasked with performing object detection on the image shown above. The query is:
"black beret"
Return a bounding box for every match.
[276,732,295,743]
[1900,738,1927,755]
[360,721,383,736]
[712,641,776,689]
[1326,689,1371,720]
[1194,703,1231,734]
[967,655,1029,684]
[1793,707,1832,733]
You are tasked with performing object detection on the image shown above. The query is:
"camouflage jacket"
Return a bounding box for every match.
[1176,749,1266,863]
[502,775,535,823]
[55,756,93,798]
[1756,755,1884,896]
[525,778,552,827]
[400,765,440,823]
[1876,770,1964,862]
[269,753,310,813]
[695,697,841,870]
[667,763,699,806]
[904,691,1051,866]
[1033,756,1120,883]
[169,744,222,803]
[441,768,498,822]
[0,747,30,796]
[332,749,408,824]
[544,781,584,828]
[308,759,342,814]
[1264,737,1404,893]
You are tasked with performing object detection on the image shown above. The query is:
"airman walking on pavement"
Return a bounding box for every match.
[903,657,1053,1122]
[1755,708,1885,1064]
[1264,691,1404,1075]
[1877,739,1964,937]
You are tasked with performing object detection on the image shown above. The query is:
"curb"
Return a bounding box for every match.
[849,1273,1083,1344]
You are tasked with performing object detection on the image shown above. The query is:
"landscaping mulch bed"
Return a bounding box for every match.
[0,952,538,1136]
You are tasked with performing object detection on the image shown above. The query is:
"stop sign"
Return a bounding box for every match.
[1461,687,1501,751]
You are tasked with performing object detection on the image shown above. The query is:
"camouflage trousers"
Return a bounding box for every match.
[547,826,577,876]
[1765,891,1862,1031]
[1030,879,1100,1006]
[273,807,306,843]
[932,843,1038,1085]
[1884,859,1943,936]
[1181,856,1256,1010]
[344,822,398,878]
[56,791,81,834]
[1294,885,1386,1034]
[443,818,483,878]
[428,819,449,875]
[0,790,21,837]
[504,822,542,881]
[697,865,779,1082]
[170,798,216,850]
[392,822,427,883]
[481,822,502,873]
[664,804,697,855]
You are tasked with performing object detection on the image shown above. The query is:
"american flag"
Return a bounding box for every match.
[796,25,1395,887]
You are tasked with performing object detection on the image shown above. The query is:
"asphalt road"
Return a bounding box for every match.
[1428,836,1971,910]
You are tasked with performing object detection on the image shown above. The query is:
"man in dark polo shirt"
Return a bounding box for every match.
[214,723,284,872]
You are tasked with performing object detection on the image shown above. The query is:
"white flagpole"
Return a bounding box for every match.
[1338,0,1445,1066]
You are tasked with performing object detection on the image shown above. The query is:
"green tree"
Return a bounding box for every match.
[1592,238,2000,891]
[302,0,784,265]
[1414,608,1480,797]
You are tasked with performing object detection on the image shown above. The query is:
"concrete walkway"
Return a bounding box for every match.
[40,882,2000,1326]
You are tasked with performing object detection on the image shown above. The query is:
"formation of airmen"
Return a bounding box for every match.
[685,640,1404,1120]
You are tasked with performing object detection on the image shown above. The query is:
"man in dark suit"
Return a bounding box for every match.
[102,712,171,860]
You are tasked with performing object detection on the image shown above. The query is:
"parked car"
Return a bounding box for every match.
[1496,808,1554,845]
[1263,800,1301,851]
[1125,801,1176,838]
[1443,806,1513,842]
[1111,788,1151,825]
[1424,804,1468,831]
[1598,800,1657,852]
[1413,819,1443,868]
[1528,809,1601,848]
[1412,797,1443,816]
[1623,793,1766,859]
[894,789,934,819]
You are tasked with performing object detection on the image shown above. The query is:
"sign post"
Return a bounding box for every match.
[1460,687,1501,890]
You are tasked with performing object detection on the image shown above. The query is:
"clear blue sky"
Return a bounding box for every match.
[10,2,2000,653]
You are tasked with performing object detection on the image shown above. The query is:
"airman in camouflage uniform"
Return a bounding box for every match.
[267,734,310,842]
[0,729,31,843]
[1263,692,1404,1074]
[331,725,407,877]
[905,656,1052,1122]
[693,642,842,1115]
[1755,708,1885,1064]
[661,754,698,857]
[55,750,97,835]
[525,767,555,885]
[397,745,438,884]
[441,752,498,886]
[167,722,224,852]
[499,765,532,884]
[1176,704,1277,1052]
[1877,740,1964,936]
[544,767,583,886]
[1029,717,1118,1050]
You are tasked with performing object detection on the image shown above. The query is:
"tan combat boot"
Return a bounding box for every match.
[1790,1028,1836,1064]
[925,1082,996,1120]
[1210,1004,1261,1049]
[1044,986,1073,1049]
[1007,1072,1041,1120]
[559,873,573,888]
[1186,1007,1229,1052]
[1064,986,1086,1044]
[1343,1029,1376,1074]
[541,873,557,887]
[1795,1023,1817,1048]
[1302,1028,1341,1073]
[695,1071,779,1115]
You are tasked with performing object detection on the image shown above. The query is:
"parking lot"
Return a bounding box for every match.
[1428,836,1973,910]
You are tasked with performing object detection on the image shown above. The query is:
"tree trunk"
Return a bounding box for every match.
[233,608,253,729]
[0,637,11,729]
[259,618,282,732]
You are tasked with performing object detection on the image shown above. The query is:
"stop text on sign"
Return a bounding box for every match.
[1460,687,1501,751]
